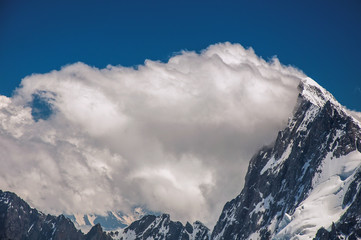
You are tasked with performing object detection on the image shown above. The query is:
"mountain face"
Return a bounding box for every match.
[0,190,112,240]
[212,78,361,240]
[118,214,210,240]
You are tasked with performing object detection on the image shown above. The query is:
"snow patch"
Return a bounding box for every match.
[250,194,274,216]
[296,104,320,132]
[248,231,261,240]
[120,229,136,240]
[27,223,34,233]
[261,141,293,175]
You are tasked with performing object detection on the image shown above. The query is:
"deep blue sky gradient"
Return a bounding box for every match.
[1,0,360,110]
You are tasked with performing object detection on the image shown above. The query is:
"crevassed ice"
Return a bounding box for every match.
[274,150,361,240]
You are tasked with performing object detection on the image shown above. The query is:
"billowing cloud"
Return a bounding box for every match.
[0,42,304,227]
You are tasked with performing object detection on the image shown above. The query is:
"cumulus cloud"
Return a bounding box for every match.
[0,42,304,227]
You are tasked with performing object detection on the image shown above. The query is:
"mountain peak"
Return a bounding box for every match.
[212,79,361,240]
[298,77,339,108]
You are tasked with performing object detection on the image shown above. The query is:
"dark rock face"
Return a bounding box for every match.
[211,79,361,240]
[0,190,111,240]
[85,224,113,240]
[120,214,210,240]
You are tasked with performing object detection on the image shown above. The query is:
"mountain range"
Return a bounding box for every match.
[1,78,360,239]
[66,209,145,233]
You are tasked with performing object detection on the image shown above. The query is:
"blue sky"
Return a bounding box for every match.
[1,0,360,111]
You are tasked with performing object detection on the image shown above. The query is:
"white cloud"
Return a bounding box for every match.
[0,42,304,227]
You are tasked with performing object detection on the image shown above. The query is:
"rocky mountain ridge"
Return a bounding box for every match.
[0,190,112,240]
[211,78,361,239]
[117,214,210,240]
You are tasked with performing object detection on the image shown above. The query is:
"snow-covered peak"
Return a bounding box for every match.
[298,77,339,108]
[212,78,361,240]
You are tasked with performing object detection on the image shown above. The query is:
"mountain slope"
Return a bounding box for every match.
[212,78,361,240]
[314,169,361,240]
[117,214,210,240]
[0,190,112,240]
